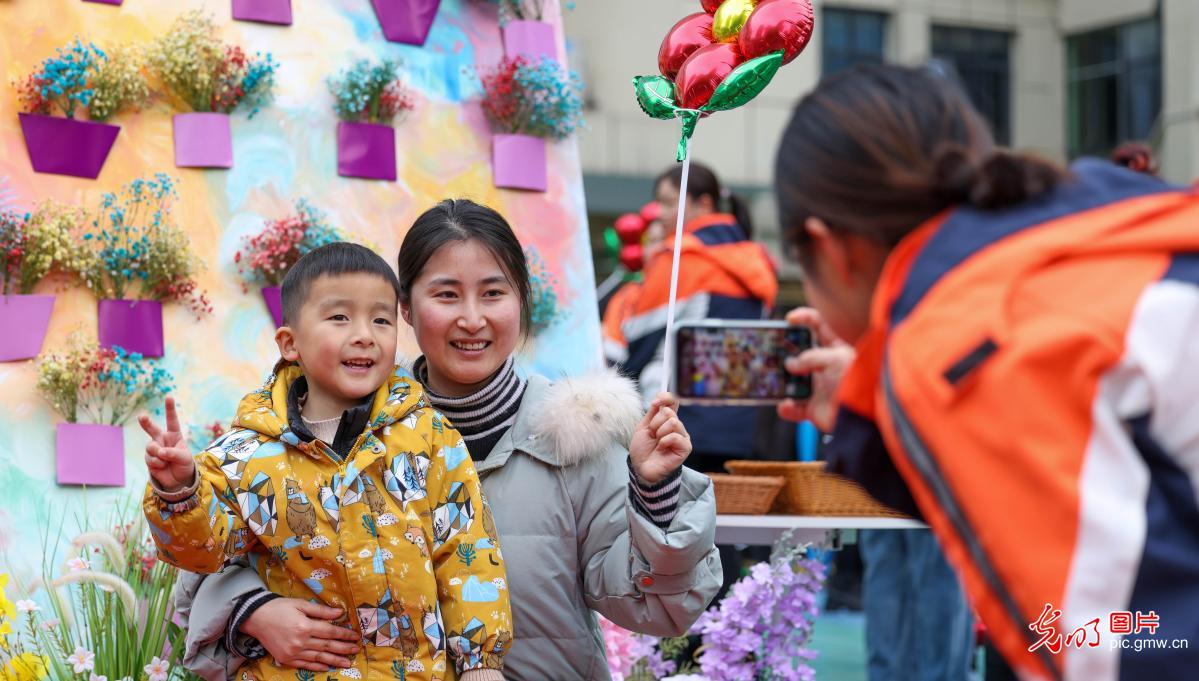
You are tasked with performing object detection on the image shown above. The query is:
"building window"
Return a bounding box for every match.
[822,8,887,76]
[1067,18,1161,158]
[931,26,1012,145]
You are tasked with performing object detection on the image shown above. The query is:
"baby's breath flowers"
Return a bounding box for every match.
[36,333,174,426]
[0,210,27,296]
[82,175,211,317]
[13,38,149,122]
[147,10,276,117]
[1,202,95,296]
[327,58,417,125]
[235,199,346,289]
[87,44,151,122]
[494,0,546,22]
[479,55,584,140]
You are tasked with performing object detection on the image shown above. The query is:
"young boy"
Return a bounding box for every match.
[141,243,511,681]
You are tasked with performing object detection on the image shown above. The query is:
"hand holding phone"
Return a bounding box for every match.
[672,320,814,406]
[776,307,856,431]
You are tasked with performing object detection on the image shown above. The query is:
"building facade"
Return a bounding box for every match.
[566,0,1197,265]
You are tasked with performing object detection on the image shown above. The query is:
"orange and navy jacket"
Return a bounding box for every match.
[617,213,778,456]
[830,159,1199,681]
[601,280,643,365]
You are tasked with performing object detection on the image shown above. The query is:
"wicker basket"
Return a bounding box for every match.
[707,473,786,515]
[724,460,908,517]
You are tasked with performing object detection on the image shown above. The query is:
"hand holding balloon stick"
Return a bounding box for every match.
[632,0,814,393]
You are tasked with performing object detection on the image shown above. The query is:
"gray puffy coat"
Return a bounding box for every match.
[176,370,722,680]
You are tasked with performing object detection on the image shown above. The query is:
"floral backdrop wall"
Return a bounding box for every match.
[0,0,598,585]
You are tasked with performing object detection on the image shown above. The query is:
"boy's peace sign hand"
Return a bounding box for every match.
[138,396,196,493]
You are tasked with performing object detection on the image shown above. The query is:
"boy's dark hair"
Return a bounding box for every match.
[280,242,402,325]
[398,199,532,336]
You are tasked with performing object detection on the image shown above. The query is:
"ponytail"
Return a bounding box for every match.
[933,145,1063,211]
[725,191,755,239]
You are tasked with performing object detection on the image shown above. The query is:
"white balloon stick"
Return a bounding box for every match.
[659,127,693,397]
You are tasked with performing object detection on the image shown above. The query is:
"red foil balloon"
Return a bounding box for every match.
[619,243,645,272]
[738,0,815,64]
[658,13,715,81]
[614,213,647,244]
[700,0,724,13]
[640,201,662,223]
[674,42,745,110]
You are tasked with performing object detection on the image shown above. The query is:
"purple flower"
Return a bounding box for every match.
[692,549,826,681]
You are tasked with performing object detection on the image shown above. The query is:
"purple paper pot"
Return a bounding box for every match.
[337,122,397,181]
[18,113,120,179]
[502,20,557,61]
[370,0,440,45]
[261,286,284,327]
[57,423,125,487]
[98,299,164,357]
[232,0,293,25]
[174,113,233,168]
[82,0,123,5]
[0,295,55,362]
[492,134,547,192]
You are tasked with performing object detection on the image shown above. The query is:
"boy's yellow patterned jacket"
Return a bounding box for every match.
[143,365,512,680]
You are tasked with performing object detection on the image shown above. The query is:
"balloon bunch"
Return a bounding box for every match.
[633,0,814,160]
[631,0,813,394]
[610,202,662,273]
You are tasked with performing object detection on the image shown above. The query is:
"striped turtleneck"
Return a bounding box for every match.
[413,355,527,461]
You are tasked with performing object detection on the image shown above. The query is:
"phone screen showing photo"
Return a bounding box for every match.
[675,325,812,402]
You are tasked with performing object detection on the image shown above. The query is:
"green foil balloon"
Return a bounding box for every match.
[702,50,784,112]
[632,75,680,121]
[711,0,756,42]
[604,227,621,259]
[677,110,701,161]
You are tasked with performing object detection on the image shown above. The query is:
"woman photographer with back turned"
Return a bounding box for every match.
[774,62,1199,680]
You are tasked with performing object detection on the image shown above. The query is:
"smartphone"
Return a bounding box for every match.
[671,320,814,406]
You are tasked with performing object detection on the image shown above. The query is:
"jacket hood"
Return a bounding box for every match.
[526,369,644,467]
[661,215,779,306]
[232,363,427,451]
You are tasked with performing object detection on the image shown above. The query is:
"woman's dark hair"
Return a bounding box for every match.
[397,199,532,335]
[775,63,1066,262]
[656,161,756,239]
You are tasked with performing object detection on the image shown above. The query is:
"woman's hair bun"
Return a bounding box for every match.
[934,144,1064,211]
